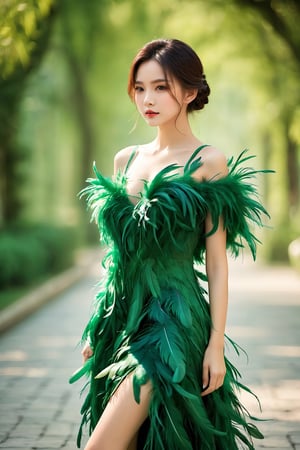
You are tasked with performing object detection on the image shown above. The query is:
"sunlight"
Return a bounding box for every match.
[0,367,48,377]
[263,345,300,358]
[0,350,27,361]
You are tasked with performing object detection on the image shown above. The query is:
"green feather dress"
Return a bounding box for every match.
[70,145,269,449]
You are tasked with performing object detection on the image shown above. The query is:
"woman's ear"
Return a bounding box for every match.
[183,88,198,105]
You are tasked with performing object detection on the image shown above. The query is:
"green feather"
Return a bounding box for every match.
[132,365,149,403]
[69,358,92,384]
[162,288,193,329]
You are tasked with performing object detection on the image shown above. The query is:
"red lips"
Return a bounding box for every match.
[145,110,159,117]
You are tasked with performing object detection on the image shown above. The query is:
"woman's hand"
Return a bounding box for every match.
[201,343,226,397]
[81,341,93,363]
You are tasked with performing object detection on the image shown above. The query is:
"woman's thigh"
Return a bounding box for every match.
[85,375,152,450]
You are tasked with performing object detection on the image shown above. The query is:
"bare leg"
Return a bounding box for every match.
[84,375,152,450]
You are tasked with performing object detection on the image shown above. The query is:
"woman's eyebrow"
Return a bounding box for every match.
[135,78,169,85]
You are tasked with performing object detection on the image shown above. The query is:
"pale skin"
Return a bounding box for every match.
[82,59,228,450]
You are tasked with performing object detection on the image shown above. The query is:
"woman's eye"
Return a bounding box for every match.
[156,85,167,91]
[134,86,144,92]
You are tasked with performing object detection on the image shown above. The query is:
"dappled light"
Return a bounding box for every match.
[0,335,79,378]
[0,350,27,361]
[263,345,300,358]
[37,336,80,348]
[0,367,48,377]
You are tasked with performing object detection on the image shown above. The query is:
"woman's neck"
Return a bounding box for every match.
[154,118,200,152]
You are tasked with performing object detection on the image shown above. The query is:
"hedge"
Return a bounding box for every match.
[0,224,77,289]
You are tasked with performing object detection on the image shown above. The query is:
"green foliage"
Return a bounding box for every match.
[228,0,300,65]
[0,0,55,79]
[0,0,57,227]
[0,224,76,288]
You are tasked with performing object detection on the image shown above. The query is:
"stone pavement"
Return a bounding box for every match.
[0,253,299,449]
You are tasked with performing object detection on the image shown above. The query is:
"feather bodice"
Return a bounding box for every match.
[81,150,270,264]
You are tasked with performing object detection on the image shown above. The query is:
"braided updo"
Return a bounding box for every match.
[128,38,210,113]
[190,74,210,112]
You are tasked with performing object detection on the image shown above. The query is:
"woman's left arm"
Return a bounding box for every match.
[198,148,228,397]
[201,214,228,396]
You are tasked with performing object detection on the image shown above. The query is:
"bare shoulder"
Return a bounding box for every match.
[197,146,228,180]
[114,145,137,174]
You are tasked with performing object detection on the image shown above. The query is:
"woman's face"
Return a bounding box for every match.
[134,59,187,127]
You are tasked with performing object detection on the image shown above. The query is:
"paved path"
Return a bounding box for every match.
[0,254,299,449]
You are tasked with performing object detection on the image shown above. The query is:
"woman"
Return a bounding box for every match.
[70,38,268,449]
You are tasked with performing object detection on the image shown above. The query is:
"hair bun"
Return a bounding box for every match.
[189,74,210,112]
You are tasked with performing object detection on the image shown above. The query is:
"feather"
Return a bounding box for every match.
[183,144,208,173]
[69,358,93,384]
[162,288,193,329]
[132,365,149,403]
[247,422,264,439]
[146,298,186,383]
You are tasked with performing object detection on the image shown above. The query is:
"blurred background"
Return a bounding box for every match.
[0,0,299,305]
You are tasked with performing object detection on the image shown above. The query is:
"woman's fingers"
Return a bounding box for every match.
[201,372,225,397]
[81,343,93,363]
[202,363,210,393]
[201,344,226,396]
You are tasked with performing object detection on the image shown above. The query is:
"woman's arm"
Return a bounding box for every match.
[197,148,228,396]
[206,214,228,347]
[201,214,228,396]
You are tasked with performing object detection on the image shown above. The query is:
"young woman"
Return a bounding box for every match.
[70,39,268,449]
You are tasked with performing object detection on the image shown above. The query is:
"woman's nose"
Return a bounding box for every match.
[143,91,154,106]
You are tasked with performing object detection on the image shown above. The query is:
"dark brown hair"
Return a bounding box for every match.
[128,39,210,112]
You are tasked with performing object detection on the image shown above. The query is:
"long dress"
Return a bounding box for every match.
[70,145,269,449]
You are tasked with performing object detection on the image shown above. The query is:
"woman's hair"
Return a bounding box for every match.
[128,39,210,112]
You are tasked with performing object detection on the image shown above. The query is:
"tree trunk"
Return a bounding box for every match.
[64,49,94,184]
[0,6,57,227]
[286,136,299,212]
[232,0,300,67]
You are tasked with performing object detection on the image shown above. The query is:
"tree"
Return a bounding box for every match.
[227,0,300,258]
[0,0,57,226]
[231,0,300,65]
